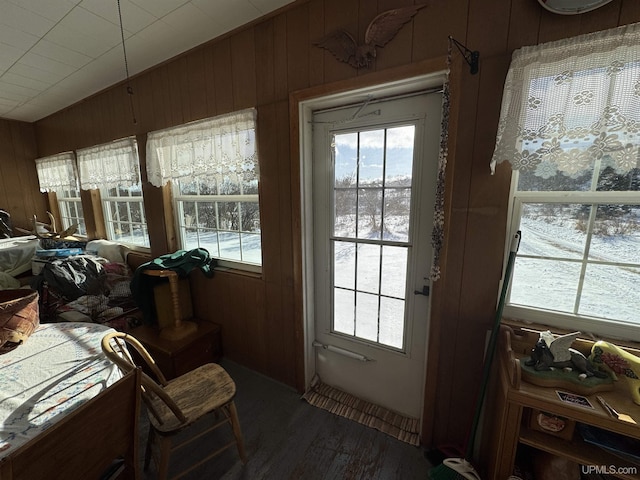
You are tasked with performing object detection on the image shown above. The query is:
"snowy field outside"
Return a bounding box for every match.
[511,206,640,325]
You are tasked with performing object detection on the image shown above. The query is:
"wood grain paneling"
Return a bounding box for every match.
[0,120,46,231]
[0,0,626,456]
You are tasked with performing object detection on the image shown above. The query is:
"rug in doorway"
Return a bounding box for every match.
[302,379,420,446]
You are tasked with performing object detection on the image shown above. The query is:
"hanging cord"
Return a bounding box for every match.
[117,0,137,124]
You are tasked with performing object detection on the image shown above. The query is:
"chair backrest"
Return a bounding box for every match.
[102,332,188,425]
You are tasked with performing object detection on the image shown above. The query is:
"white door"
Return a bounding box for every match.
[312,92,441,419]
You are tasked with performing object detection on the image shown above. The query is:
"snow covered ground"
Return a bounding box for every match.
[511,212,640,324]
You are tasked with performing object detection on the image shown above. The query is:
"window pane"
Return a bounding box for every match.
[359,129,384,187]
[379,297,404,348]
[355,292,378,342]
[519,203,587,259]
[517,168,593,192]
[334,132,358,188]
[383,187,410,242]
[241,203,260,232]
[580,265,640,323]
[510,257,581,312]
[590,205,640,264]
[334,288,354,335]
[380,246,407,298]
[356,244,380,294]
[219,231,241,260]
[197,202,217,229]
[335,189,356,238]
[358,188,382,239]
[596,165,640,192]
[193,229,219,256]
[334,241,355,290]
[240,233,261,264]
[218,202,239,231]
[385,126,414,187]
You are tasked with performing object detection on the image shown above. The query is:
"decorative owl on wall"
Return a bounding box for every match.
[314,4,427,69]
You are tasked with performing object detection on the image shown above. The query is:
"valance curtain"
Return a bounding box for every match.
[35,152,77,193]
[76,137,140,191]
[146,108,258,189]
[491,22,640,177]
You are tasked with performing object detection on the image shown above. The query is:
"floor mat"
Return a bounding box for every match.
[302,378,421,446]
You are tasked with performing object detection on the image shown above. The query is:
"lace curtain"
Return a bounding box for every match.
[76,137,140,190]
[146,108,258,189]
[491,22,640,177]
[35,152,77,193]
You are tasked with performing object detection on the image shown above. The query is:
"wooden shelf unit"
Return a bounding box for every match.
[482,326,640,480]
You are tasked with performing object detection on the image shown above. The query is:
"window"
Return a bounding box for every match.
[76,137,149,248]
[146,109,261,270]
[57,186,86,236]
[491,23,640,341]
[35,152,87,236]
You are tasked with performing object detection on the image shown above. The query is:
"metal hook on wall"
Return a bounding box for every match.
[448,36,480,75]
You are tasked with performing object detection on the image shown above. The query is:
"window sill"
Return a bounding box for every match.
[213,265,263,280]
[502,317,640,352]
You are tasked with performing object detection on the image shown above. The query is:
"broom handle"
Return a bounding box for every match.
[465,230,521,459]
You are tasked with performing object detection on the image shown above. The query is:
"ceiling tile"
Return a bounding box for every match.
[0,42,26,73]
[78,0,156,35]
[1,71,55,92]
[19,52,77,78]
[10,61,69,85]
[129,0,190,19]
[0,23,39,51]
[5,0,78,25]
[30,40,93,69]
[0,2,56,37]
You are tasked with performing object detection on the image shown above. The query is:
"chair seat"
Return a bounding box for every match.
[149,363,236,433]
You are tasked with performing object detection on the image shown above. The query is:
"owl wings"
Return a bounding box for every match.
[314,4,427,68]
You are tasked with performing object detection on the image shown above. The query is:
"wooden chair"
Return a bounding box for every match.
[101,331,247,480]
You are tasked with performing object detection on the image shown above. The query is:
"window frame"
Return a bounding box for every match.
[171,191,262,273]
[503,171,640,342]
[100,185,150,248]
[56,187,87,237]
[76,137,150,249]
[146,109,263,272]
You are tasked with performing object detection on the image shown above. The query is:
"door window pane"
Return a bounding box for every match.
[355,292,378,342]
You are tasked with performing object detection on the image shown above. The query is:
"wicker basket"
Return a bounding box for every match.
[0,289,39,354]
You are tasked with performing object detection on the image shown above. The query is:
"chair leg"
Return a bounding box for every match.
[144,427,154,471]
[227,401,247,463]
[157,435,172,480]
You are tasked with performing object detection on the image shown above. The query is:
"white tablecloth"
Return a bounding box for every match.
[0,236,38,277]
[0,322,122,458]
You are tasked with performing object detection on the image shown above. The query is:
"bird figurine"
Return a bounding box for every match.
[314,4,427,69]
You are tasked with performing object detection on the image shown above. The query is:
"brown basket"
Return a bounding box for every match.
[0,289,40,354]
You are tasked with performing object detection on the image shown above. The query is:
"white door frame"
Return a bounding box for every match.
[297,72,446,398]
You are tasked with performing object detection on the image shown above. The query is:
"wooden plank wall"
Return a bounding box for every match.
[0,0,637,453]
[0,119,46,231]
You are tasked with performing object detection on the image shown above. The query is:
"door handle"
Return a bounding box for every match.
[414,285,430,296]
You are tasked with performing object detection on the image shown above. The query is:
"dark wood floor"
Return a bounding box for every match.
[139,360,433,479]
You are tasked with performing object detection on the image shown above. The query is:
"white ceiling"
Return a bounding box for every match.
[0,0,295,122]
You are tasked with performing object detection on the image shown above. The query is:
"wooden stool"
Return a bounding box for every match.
[143,269,198,341]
